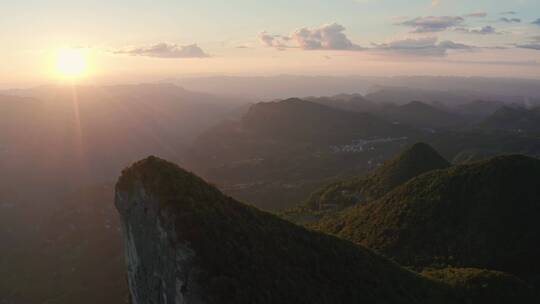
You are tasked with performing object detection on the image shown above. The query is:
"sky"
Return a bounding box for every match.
[1,0,540,87]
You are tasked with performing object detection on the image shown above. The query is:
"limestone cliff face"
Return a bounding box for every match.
[116,186,204,304]
[115,156,458,304]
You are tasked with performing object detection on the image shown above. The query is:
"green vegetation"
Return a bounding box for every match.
[422,268,537,303]
[304,143,449,211]
[316,155,540,283]
[117,156,459,304]
[282,143,449,223]
[187,98,419,210]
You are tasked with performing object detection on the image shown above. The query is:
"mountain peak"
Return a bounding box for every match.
[301,143,449,212]
[115,157,456,304]
[360,142,450,198]
[399,142,449,164]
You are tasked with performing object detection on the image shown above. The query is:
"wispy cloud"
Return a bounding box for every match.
[258,23,363,51]
[500,11,517,15]
[515,35,540,50]
[258,32,291,50]
[517,43,540,50]
[448,59,539,66]
[465,12,487,18]
[499,17,521,23]
[455,26,501,35]
[372,37,473,57]
[115,43,209,58]
[399,16,464,33]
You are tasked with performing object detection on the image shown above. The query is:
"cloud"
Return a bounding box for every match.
[257,32,291,50]
[399,16,464,33]
[258,23,362,51]
[372,37,473,57]
[465,12,487,18]
[448,59,539,66]
[517,43,540,50]
[499,17,521,23]
[500,11,517,15]
[115,43,209,58]
[533,18,540,26]
[515,35,540,50]
[455,25,501,35]
[292,23,363,50]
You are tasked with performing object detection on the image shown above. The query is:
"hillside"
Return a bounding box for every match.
[307,94,381,113]
[300,143,449,212]
[0,184,126,304]
[453,100,504,120]
[379,101,467,129]
[422,268,536,303]
[115,156,460,304]
[0,85,240,199]
[478,106,540,133]
[186,98,418,210]
[241,98,405,143]
[316,155,540,282]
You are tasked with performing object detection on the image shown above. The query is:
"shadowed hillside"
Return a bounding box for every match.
[478,106,540,133]
[115,156,459,304]
[287,143,449,219]
[316,155,540,284]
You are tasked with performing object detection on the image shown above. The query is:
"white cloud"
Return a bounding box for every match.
[258,23,362,51]
[116,43,209,58]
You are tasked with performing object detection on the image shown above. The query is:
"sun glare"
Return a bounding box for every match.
[54,48,88,79]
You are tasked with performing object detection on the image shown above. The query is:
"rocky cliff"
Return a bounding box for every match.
[115,156,458,304]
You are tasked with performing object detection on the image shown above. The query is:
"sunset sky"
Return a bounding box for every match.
[2,0,540,87]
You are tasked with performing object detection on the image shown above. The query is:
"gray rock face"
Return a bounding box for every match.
[116,187,205,304]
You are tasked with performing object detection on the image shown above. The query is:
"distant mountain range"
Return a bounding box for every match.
[478,106,540,133]
[379,101,467,129]
[0,84,242,201]
[186,98,419,210]
[177,75,540,103]
[242,98,407,144]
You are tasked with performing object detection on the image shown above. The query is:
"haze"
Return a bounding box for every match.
[2,0,540,88]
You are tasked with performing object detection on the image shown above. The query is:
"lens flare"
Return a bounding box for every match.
[54,48,88,79]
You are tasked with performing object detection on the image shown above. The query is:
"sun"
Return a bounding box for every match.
[54,48,89,79]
